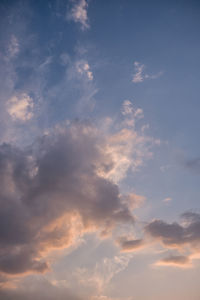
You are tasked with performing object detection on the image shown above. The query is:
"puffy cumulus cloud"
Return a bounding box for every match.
[0,120,152,279]
[67,0,89,30]
[7,93,34,122]
[132,61,163,83]
[155,255,191,268]
[76,60,93,81]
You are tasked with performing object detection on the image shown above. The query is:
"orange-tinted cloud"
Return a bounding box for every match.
[155,255,191,268]
[0,121,139,277]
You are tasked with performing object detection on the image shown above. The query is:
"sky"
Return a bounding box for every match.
[0,0,200,299]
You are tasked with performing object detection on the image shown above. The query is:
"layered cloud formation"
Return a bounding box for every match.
[145,212,200,267]
[0,116,153,282]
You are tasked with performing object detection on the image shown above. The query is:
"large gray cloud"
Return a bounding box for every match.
[0,121,135,278]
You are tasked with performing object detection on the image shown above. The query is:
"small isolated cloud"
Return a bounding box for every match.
[132,61,163,83]
[76,60,93,80]
[121,100,144,128]
[7,93,34,122]
[163,197,172,203]
[155,255,191,268]
[132,62,145,83]
[116,237,144,252]
[67,0,89,31]
[76,254,132,293]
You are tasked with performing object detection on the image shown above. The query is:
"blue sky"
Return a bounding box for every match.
[0,1,200,299]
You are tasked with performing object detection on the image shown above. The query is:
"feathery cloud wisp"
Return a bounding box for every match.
[132,61,163,83]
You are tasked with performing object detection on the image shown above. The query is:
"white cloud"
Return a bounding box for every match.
[76,60,93,80]
[132,62,145,83]
[132,61,163,83]
[7,93,34,122]
[96,101,158,183]
[163,197,172,203]
[121,100,144,127]
[68,0,89,30]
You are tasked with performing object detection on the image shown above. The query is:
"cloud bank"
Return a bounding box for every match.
[0,117,154,282]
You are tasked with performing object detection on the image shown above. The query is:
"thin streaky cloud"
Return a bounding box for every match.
[155,255,192,268]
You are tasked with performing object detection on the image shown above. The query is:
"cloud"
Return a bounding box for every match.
[155,255,191,268]
[6,93,34,121]
[132,61,163,83]
[116,237,144,252]
[0,121,146,278]
[98,103,158,183]
[163,197,172,203]
[7,35,20,59]
[145,212,200,263]
[75,253,132,293]
[121,100,143,127]
[76,60,93,80]
[132,62,145,83]
[67,0,89,30]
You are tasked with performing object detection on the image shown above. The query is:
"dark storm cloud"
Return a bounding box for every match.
[0,121,134,277]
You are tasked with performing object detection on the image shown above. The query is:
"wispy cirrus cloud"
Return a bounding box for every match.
[67,0,90,31]
[75,253,132,294]
[132,61,163,83]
